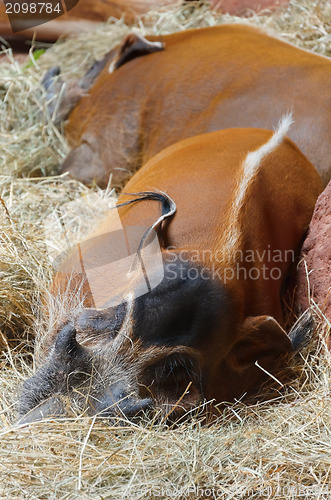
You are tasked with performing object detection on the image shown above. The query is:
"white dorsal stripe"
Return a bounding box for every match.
[233,113,294,215]
[221,114,293,257]
[113,291,135,350]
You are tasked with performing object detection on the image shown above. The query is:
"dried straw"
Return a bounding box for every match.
[0,0,330,498]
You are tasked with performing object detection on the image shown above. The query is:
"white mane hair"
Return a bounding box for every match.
[233,113,293,215]
[222,114,293,256]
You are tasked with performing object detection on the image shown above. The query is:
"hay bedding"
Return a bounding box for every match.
[0,0,330,498]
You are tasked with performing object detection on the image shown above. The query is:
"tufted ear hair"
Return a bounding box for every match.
[227,315,294,371]
[109,33,164,73]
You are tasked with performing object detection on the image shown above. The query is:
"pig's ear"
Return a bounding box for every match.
[227,315,293,371]
[287,310,314,350]
[109,33,164,73]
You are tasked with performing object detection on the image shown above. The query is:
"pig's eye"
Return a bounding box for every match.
[140,354,202,396]
[138,353,204,418]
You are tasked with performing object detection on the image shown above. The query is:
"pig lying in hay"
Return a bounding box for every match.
[18,118,321,424]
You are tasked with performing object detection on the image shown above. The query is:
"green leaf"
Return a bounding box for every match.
[23,49,46,69]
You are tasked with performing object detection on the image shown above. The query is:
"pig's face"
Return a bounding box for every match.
[19,258,233,424]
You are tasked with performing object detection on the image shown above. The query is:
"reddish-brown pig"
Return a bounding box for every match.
[51,25,331,188]
[0,0,182,42]
[18,119,322,423]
